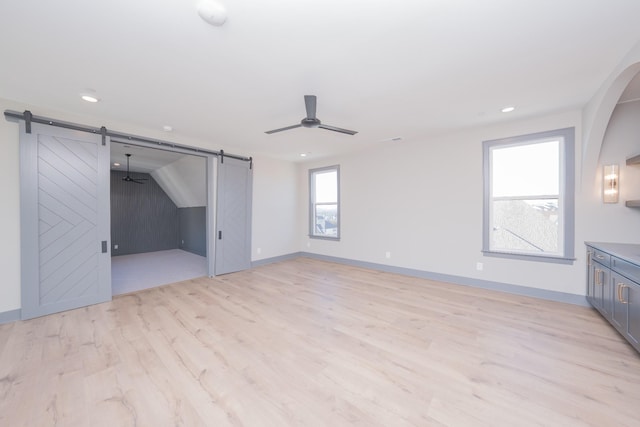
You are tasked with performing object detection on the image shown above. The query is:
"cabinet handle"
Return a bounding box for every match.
[595,269,602,286]
[587,251,593,266]
[617,284,629,304]
[595,254,605,260]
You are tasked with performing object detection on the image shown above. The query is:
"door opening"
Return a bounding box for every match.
[109,141,213,295]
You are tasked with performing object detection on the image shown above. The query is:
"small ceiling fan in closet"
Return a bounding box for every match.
[122,154,148,184]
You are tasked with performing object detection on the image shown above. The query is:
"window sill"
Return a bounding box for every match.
[308,235,340,241]
[482,250,575,265]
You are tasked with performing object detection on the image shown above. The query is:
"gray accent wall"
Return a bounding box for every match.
[111,170,179,256]
[178,207,207,257]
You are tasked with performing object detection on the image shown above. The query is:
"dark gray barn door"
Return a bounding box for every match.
[20,123,111,319]
[215,156,253,275]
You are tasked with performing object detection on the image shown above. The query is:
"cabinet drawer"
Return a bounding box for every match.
[590,248,611,267]
[612,256,640,283]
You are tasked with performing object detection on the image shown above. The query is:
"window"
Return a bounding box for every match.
[309,166,340,239]
[483,128,574,263]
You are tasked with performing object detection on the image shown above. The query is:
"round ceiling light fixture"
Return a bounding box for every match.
[80,89,100,103]
[197,1,227,27]
[81,94,99,103]
[501,106,515,113]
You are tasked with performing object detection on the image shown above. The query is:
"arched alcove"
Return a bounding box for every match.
[581,35,640,184]
[600,72,640,204]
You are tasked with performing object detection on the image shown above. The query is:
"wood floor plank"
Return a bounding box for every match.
[1,257,640,426]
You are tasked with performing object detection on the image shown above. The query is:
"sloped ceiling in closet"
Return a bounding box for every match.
[111,142,207,208]
[151,156,207,208]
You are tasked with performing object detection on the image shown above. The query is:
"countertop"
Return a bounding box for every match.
[586,242,640,266]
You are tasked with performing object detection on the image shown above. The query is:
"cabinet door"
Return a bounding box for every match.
[593,263,611,317]
[602,267,613,318]
[611,273,626,331]
[612,275,640,352]
[625,281,640,350]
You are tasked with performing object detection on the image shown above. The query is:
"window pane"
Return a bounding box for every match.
[314,170,337,203]
[492,140,559,197]
[309,166,340,239]
[314,204,338,236]
[491,198,559,254]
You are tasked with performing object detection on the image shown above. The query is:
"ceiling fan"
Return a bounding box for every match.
[265,95,358,135]
[122,153,148,184]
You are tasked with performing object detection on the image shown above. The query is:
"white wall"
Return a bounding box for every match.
[251,155,299,261]
[0,100,21,313]
[299,110,593,295]
[0,97,299,314]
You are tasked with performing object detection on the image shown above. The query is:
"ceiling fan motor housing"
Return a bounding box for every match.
[301,118,321,128]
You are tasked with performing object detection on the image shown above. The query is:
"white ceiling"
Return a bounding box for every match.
[111,142,189,173]
[2,1,640,163]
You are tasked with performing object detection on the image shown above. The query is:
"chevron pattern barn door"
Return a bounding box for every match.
[20,123,111,319]
[215,157,253,275]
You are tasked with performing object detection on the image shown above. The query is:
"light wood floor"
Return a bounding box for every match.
[1,258,639,426]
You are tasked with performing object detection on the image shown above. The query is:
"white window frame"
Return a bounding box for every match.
[482,128,575,263]
[309,165,340,240]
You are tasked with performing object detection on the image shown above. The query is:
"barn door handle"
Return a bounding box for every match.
[218,231,222,240]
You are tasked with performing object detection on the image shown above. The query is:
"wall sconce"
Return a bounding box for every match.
[603,164,619,203]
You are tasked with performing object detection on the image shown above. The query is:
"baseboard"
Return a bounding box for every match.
[251,252,304,267]
[0,308,21,325]
[256,251,589,307]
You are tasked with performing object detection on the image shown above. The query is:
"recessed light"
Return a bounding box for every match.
[81,95,99,103]
[163,125,173,132]
[501,106,515,113]
[300,153,307,157]
[113,162,120,167]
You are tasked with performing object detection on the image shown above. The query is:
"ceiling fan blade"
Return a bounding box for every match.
[304,95,317,119]
[318,124,358,135]
[265,124,302,134]
[122,175,148,183]
[131,179,145,184]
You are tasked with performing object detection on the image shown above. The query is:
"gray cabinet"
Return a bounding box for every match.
[611,273,640,349]
[586,243,640,353]
[587,247,612,317]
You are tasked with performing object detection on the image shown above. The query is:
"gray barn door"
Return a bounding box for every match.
[20,123,111,319]
[215,156,252,275]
